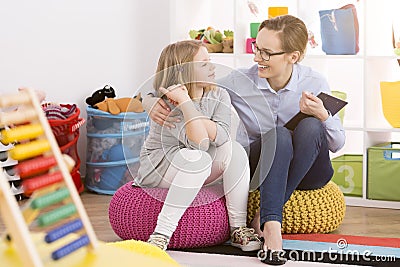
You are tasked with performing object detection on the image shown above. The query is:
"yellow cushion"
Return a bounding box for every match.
[107,240,179,266]
[0,233,180,267]
[247,181,346,233]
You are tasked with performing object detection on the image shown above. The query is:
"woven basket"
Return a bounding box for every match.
[222,39,233,53]
[204,43,223,53]
[247,181,346,233]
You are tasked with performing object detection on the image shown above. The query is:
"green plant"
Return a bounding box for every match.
[189,27,233,44]
[203,27,223,44]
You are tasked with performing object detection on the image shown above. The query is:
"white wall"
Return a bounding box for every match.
[0,0,171,175]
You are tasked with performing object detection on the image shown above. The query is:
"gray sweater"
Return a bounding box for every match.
[135,88,231,187]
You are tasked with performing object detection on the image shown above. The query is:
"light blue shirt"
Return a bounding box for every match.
[217,63,345,153]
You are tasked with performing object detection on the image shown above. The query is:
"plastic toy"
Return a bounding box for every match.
[0,88,98,266]
[0,88,177,267]
[247,0,259,17]
[85,85,116,107]
[94,94,144,114]
[308,29,318,48]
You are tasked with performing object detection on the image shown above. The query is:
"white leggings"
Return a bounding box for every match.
[155,141,250,238]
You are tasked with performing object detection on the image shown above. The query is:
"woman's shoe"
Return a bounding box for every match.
[259,248,287,265]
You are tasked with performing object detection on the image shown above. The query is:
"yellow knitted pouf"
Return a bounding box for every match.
[247,181,346,234]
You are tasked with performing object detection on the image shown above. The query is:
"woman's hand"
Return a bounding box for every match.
[299,91,329,121]
[142,93,180,128]
[159,84,191,106]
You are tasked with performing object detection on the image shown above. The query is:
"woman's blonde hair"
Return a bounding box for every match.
[153,40,211,99]
[259,15,308,62]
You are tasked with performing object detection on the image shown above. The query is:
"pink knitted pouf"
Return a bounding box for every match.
[108,182,230,249]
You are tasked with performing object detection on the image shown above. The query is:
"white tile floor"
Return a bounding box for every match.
[168,251,367,267]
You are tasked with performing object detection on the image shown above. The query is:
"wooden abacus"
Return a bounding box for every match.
[0,88,98,266]
[0,89,180,267]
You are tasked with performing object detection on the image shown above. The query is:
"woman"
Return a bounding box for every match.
[143,16,345,265]
[135,40,261,252]
[233,15,345,264]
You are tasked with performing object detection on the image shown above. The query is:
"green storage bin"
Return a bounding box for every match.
[367,142,400,201]
[250,22,261,38]
[331,154,363,197]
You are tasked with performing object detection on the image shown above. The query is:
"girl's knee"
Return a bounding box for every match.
[211,141,249,173]
[218,141,248,161]
[231,141,249,161]
[177,148,213,174]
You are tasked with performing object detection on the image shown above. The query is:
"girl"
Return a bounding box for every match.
[135,40,261,252]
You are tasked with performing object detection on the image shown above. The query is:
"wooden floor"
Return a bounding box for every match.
[81,191,400,242]
[2,190,400,243]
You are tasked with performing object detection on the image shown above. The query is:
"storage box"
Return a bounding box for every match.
[331,154,363,197]
[367,142,400,201]
[246,38,256,54]
[250,23,260,38]
[86,158,140,195]
[85,107,149,195]
[268,7,288,18]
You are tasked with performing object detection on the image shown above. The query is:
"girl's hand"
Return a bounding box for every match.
[299,91,329,121]
[159,84,190,106]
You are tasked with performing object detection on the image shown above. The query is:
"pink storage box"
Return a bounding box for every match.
[246,38,256,53]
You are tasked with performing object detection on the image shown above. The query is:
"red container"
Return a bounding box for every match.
[44,104,85,193]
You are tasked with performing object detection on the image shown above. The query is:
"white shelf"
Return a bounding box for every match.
[344,125,363,131]
[366,55,400,60]
[209,53,235,58]
[306,54,365,59]
[365,128,400,132]
[170,0,400,208]
[345,196,400,209]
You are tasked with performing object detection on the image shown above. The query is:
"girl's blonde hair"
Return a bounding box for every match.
[153,40,211,99]
[259,15,308,62]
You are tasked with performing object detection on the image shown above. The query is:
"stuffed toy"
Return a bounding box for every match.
[86,85,116,107]
[94,93,144,115]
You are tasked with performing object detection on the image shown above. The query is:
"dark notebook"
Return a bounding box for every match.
[284,92,348,131]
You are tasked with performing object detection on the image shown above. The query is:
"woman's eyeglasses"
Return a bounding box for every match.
[251,41,286,61]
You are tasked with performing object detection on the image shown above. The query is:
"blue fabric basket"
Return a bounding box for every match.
[85,106,149,195]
